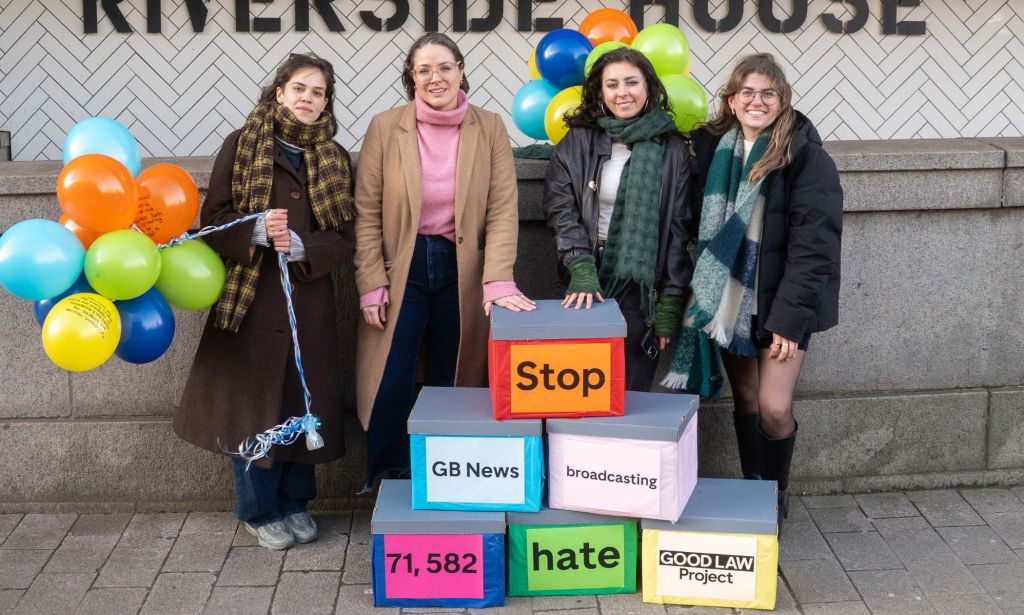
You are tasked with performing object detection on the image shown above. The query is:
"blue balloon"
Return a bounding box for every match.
[32,273,94,326]
[536,29,593,90]
[512,80,561,141]
[115,288,175,364]
[0,219,85,301]
[63,117,142,177]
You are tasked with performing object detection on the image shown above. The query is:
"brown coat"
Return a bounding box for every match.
[174,129,355,466]
[353,103,519,429]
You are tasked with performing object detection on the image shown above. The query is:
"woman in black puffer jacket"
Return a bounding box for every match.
[666,53,842,518]
[542,47,696,392]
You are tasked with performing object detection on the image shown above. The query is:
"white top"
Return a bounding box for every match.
[598,141,632,241]
[743,138,759,316]
[743,138,755,165]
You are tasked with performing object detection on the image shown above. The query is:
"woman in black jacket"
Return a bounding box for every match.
[665,53,842,517]
[542,47,694,391]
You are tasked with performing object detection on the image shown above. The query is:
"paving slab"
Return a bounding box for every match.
[140,572,215,615]
[0,551,50,590]
[935,526,1019,565]
[477,595,533,615]
[0,514,76,549]
[530,595,597,611]
[967,562,1024,612]
[94,539,172,588]
[68,513,133,536]
[779,557,859,603]
[801,495,858,509]
[341,539,371,584]
[203,586,274,615]
[981,512,1024,549]
[873,517,955,563]
[783,496,811,523]
[847,569,933,614]
[904,553,984,596]
[271,571,340,614]
[925,592,1006,615]
[0,516,21,544]
[595,593,667,614]
[217,546,284,586]
[11,572,94,615]
[737,576,799,614]
[855,493,920,518]
[75,588,149,615]
[801,601,871,615]
[531,609,596,615]
[180,512,238,536]
[907,490,985,527]
[161,533,231,573]
[349,510,371,542]
[0,590,22,615]
[283,531,348,571]
[334,584,397,614]
[779,520,834,561]
[824,531,904,571]
[42,533,119,573]
[120,513,186,547]
[809,506,875,533]
[959,488,1024,514]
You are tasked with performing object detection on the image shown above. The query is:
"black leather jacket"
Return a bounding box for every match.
[541,125,695,299]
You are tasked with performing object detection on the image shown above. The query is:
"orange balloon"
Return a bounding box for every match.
[57,154,138,233]
[578,8,639,47]
[134,164,200,244]
[59,214,103,250]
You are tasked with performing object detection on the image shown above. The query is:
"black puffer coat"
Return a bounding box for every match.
[691,112,843,342]
[542,125,695,299]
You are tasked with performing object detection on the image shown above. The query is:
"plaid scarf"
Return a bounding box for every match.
[662,126,770,394]
[595,108,676,320]
[214,103,355,332]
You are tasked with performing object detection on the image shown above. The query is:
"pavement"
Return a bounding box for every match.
[2,487,1024,614]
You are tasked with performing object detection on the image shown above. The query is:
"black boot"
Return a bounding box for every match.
[733,412,762,480]
[758,420,798,521]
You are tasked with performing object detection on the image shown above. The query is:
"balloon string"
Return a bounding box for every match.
[161,210,323,468]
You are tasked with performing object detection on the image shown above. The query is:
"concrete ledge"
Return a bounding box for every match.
[984,137,1024,208]
[822,139,1005,171]
[990,388,1024,470]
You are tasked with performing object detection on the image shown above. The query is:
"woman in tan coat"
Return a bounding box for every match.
[354,33,534,493]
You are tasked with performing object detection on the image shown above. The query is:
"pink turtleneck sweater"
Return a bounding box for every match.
[359,91,520,309]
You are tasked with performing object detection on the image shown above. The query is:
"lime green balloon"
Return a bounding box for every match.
[662,74,709,134]
[155,239,226,310]
[584,41,629,77]
[631,23,689,76]
[84,229,161,300]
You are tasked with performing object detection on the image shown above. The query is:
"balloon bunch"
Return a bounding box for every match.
[511,10,709,143]
[0,118,226,372]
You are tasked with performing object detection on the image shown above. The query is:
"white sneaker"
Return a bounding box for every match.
[245,521,295,550]
[284,511,318,543]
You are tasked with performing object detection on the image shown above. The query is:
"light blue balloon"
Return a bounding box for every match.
[512,80,561,141]
[0,219,85,300]
[63,117,142,176]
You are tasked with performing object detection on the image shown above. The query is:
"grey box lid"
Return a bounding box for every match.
[545,391,699,441]
[407,387,542,436]
[641,478,778,535]
[371,480,507,535]
[507,506,633,526]
[490,298,626,340]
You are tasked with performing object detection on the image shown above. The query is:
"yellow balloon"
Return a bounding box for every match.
[41,293,121,372]
[544,86,583,144]
[528,49,540,80]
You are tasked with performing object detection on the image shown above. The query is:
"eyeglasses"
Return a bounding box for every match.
[412,62,461,83]
[736,88,779,105]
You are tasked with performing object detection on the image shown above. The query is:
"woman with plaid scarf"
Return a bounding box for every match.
[666,54,843,519]
[175,53,356,550]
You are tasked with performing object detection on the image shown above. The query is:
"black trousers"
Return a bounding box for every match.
[617,284,659,392]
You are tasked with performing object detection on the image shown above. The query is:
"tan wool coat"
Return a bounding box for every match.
[353,102,519,429]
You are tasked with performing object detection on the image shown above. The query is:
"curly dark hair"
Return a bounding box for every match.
[401,32,470,101]
[259,52,338,132]
[565,47,671,129]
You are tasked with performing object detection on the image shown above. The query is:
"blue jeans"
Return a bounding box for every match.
[365,235,461,484]
[232,459,316,527]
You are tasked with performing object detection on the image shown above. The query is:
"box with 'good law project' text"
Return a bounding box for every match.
[546,391,698,522]
[641,478,779,611]
[408,387,543,512]
[488,299,625,420]
[370,480,506,608]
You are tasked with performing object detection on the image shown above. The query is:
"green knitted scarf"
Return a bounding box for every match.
[596,108,676,319]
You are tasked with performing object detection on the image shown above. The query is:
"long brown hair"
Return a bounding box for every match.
[259,52,338,133]
[703,53,796,183]
[565,47,671,129]
[401,32,470,101]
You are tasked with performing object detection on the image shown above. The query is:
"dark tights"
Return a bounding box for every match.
[720,348,804,438]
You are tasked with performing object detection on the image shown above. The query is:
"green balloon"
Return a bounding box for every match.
[84,229,161,300]
[662,75,709,134]
[584,41,629,77]
[631,23,689,76]
[155,240,226,310]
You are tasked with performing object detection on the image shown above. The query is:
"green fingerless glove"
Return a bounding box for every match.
[653,295,683,338]
[566,254,603,296]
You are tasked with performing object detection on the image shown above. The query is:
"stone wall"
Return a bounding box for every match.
[1,137,1023,511]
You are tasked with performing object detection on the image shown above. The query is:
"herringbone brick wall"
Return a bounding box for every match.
[1,0,1021,160]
